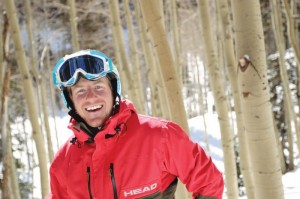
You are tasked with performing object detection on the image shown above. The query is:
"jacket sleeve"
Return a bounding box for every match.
[162,122,224,199]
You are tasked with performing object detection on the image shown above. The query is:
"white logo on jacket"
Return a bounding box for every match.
[123,183,157,197]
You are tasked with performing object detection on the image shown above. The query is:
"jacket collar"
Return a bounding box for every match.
[68,99,136,143]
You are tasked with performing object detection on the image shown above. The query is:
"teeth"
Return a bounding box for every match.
[86,105,103,111]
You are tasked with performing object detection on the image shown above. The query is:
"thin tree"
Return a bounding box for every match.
[0,12,8,118]
[124,0,146,113]
[25,0,54,162]
[139,1,192,198]
[231,0,284,198]
[281,0,300,153]
[169,0,182,79]
[134,0,170,118]
[67,0,80,51]
[197,0,239,198]
[270,0,299,169]
[139,0,189,132]
[7,123,22,199]
[108,0,144,113]
[1,64,12,199]
[216,0,255,197]
[42,0,60,151]
[4,0,49,197]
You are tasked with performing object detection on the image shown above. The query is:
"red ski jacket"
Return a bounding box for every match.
[48,100,224,199]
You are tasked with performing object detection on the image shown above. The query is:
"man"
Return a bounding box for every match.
[48,49,224,199]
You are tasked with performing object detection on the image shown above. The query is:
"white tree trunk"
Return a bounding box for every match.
[25,0,54,162]
[134,0,170,118]
[198,0,239,198]
[67,0,80,51]
[270,0,298,170]
[124,0,146,113]
[139,1,191,198]
[232,1,284,198]
[216,0,255,197]
[139,0,189,132]
[4,0,49,197]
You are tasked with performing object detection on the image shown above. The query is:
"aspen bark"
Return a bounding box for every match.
[139,0,189,132]
[1,66,12,199]
[42,0,60,151]
[231,1,284,198]
[281,0,300,153]
[25,0,54,162]
[124,0,145,113]
[139,1,191,198]
[198,0,238,198]
[216,0,255,197]
[0,13,8,117]
[170,0,181,79]
[4,0,49,197]
[134,0,170,118]
[7,125,22,199]
[67,0,80,51]
[195,58,210,152]
[109,0,144,113]
[0,21,3,92]
[270,0,299,169]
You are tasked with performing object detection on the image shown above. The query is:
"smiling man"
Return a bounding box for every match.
[47,49,224,199]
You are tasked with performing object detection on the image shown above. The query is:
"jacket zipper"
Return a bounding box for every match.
[87,167,93,199]
[109,163,118,199]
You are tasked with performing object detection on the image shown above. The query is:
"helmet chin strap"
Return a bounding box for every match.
[65,90,121,138]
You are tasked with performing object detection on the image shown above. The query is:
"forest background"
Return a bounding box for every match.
[0,0,300,199]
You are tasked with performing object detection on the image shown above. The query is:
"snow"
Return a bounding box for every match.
[188,113,300,199]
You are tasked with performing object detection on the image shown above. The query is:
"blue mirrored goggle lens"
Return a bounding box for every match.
[58,55,105,82]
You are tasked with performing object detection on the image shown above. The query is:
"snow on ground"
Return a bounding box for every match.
[188,113,300,199]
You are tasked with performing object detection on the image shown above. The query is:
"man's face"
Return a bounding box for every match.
[70,77,114,127]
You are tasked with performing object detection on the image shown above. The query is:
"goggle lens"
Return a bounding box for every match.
[58,55,105,83]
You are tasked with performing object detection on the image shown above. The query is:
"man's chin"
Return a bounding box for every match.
[86,118,104,128]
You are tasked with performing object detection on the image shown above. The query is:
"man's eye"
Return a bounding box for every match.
[76,89,86,94]
[95,85,103,90]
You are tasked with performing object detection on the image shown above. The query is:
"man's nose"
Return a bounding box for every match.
[86,89,97,99]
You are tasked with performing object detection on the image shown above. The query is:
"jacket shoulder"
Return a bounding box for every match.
[133,114,188,139]
[50,136,75,168]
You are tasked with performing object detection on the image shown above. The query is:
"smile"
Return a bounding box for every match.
[85,105,103,111]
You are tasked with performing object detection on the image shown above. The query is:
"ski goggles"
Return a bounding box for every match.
[52,50,114,88]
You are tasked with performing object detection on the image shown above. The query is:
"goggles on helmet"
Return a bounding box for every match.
[52,50,118,88]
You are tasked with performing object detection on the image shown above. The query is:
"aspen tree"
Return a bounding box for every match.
[124,0,145,113]
[139,0,189,132]
[4,0,49,197]
[42,0,60,151]
[270,0,298,169]
[231,0,284,198]
[216,0,255,197]
[139,1,192,198]
[134,0,169,118]
[169,0,182,79]
[0,13,7,117]
[25,0,54,162]
[195,57,210,152]
[198,0,238,198]
[7,125,22,199]
[281,0,300,153]
[108,0,144,113]
[67,0,80,51]
[1,65,12,199]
